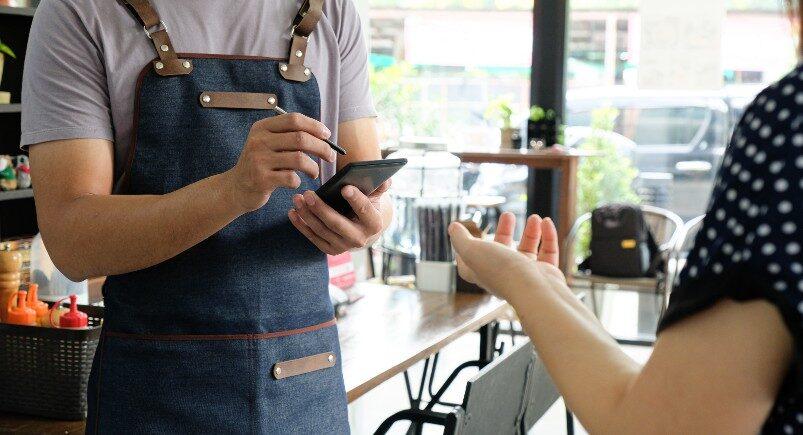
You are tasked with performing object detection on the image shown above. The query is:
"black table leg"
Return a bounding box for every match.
[478,320,500,362]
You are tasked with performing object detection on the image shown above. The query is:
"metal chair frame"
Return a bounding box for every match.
[562,204,685,320]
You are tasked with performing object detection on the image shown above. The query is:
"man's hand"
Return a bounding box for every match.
[222,113,338,213]
[288,180,390,255]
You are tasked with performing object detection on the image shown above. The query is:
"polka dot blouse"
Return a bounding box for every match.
[658,64,803,433]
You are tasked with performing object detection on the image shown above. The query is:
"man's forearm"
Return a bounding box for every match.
[509,275,641,434]
[42,172,243,281]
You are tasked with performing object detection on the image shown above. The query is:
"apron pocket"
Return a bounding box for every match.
[273,351,336,379]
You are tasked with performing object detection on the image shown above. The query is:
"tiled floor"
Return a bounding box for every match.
[347,288,657,434]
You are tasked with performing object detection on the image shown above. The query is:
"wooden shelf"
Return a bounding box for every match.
[0,189,33,201]
[0,5,36,17]
[0,104,21,114]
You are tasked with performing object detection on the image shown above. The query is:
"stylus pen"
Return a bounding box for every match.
[273,105,347,155]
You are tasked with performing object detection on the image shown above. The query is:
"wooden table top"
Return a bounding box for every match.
[340,283,507,402]
[0,283,507,433]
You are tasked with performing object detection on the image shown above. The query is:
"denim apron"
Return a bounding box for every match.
[86,1,349,433]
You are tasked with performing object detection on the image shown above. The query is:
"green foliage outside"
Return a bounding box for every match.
[369,62,439,141]
[574,107,640,262]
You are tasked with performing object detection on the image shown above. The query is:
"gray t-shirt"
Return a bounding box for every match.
[21,0,375,182]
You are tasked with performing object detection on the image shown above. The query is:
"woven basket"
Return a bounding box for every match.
[0,305,103,420]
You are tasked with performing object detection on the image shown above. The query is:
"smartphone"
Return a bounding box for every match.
[316,158,408,215]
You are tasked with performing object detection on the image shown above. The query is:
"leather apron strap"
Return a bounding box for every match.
[279,0,324,83]
[122,0,193,77]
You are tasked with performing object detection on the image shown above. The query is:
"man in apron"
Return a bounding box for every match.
[22,1,389,432]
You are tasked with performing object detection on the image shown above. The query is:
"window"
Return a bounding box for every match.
[566,0,795,221]
[361,1,533,148]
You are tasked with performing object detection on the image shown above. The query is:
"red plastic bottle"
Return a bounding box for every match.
[58,295,88,330]
[6,290,36,326]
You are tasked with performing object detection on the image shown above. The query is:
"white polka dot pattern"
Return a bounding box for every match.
[659,65,803,434]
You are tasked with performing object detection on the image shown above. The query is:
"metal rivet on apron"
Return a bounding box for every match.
[327,354,334,363]
[268,96,276,105]
[160,44,169,52]
[274,366,282,376]
[280,63,288,72]
[183,61,192,69]
[304,68,310,76]
[155,61,164,70]
[202,95,211,103]
[295,50,303,58]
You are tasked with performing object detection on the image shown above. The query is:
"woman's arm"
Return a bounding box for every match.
[449,214,792,434]
[31,113,337,281]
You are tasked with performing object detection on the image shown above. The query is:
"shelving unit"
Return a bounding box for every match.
[1,4,38,238]
[0,103,21,113]
[0,189,33,201]
[0,5,36,17]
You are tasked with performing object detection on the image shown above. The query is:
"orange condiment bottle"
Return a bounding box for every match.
[26,283,49,326]
[6,290,36,326]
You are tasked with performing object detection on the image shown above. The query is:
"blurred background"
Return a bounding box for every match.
[359,0,794,224]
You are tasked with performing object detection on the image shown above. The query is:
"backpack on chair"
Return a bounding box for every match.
[579,203,662,278]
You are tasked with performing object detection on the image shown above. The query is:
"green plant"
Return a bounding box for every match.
[369,62,439,141]
[529,105,566,145]
[574,107,640,260]
[484,97,514,129]
[0,38,16,59]
[528,105,556,122]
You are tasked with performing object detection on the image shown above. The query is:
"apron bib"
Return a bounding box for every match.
[86,1,349,433]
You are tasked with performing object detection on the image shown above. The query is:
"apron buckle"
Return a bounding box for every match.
[143,20,168,39]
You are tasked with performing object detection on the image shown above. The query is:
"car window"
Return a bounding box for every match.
[618,107,709,146]
[567,106,710,146]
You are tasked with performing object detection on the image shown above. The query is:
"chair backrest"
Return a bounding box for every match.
[450,340,559,435]
[639,205,685,250]
[665,214,705,290]
[563,204,685,274]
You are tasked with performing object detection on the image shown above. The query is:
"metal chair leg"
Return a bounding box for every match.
[590,283,599,317]
[565,408,575,435]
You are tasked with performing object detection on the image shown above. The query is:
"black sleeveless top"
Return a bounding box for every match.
[658,64,803,434]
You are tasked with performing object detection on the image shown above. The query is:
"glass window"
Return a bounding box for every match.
[566,0,794,221]
[361,1,533,148]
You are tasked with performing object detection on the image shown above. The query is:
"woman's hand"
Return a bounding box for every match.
[288,181,390,255]
[449,212,565,302]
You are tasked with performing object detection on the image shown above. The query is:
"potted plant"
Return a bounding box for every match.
[485,97,520,149]
[527,105,563,148]
[0,38,16,104]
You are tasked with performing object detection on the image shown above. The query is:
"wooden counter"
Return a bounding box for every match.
[0,283,506,432]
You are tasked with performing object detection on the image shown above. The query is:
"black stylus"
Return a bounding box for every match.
[273,105,347,155]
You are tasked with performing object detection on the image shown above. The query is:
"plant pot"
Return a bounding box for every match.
[527,118,559,149]
[500,127,517,150]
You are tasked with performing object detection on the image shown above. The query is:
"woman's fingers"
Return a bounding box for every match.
[494,212,517,246]
[538,217,560,267]
[518,214,542,256]
[448,221,476,253]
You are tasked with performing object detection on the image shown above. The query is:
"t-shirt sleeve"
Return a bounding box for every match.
[20,0,113,148]
[330,0,376,123]
[658,69,803,393]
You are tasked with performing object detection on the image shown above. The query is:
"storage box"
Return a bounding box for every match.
[0,305,103,420]
[415,261,456,293]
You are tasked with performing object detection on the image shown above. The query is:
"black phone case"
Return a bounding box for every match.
[315,158,407,215]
